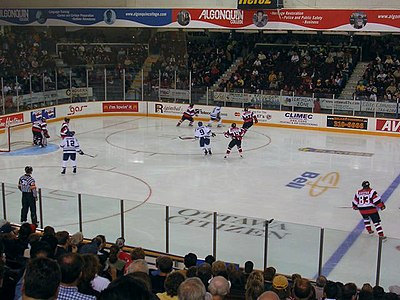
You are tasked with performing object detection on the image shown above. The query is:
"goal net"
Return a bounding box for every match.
[0,122,34,152]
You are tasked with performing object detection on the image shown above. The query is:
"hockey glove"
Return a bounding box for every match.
[211,133,216,137]
[79,150,84,155]
[381,204,386,211]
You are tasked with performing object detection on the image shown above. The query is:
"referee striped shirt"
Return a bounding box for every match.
[18,175,37,197]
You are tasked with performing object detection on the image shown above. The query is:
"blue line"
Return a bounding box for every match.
[319,173,400,277]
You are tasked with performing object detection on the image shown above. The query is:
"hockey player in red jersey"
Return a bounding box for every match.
[60,117,71,139]
[40,117,50,147]
[177,104,198,127]
[241,107,258,130]
[353,181,386,239]
[224,123,246,158]
[32,119,43,146]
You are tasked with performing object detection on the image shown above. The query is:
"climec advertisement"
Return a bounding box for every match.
[1,8,400,31]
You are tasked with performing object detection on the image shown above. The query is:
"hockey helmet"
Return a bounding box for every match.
[244,107,249,111]
[231,123,237,128]
[189,103,194,108]
[362,181,370,189]
[198,121,203,127]
[42,117,46,121]
[64,117,70,122]
[67,131,75,136]
[25,166,33,174]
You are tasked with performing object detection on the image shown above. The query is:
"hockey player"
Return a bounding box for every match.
[40,117,50,147]
[59,131,84,174]
[208,105,222,127]
[353,181,386,239]
[195,121,215,155]
[224,123,246,158]
[32,119,43,146]
[60,117,71,139]
[177,104,197,127]
[241,107,258,130]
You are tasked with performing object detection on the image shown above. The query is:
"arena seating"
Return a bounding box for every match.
[0,221,399,300]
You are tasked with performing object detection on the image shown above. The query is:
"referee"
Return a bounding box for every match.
[18,166,38,225]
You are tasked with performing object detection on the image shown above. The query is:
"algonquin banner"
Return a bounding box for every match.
[0,8,399,31]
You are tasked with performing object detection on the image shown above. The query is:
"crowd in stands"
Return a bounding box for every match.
[355,55,400,102]
[2,28,400,108]
[147,32,244,91]
[219,45,356,98]
[0,220,399,300]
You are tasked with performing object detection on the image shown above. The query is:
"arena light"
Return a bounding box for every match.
[263,30,288,34]
[353,32,381,36]
[235,29,259,33]
[322,31,350,35]
[292,30,318,35]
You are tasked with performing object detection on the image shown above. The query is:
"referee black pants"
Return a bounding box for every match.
[21,192,37,224]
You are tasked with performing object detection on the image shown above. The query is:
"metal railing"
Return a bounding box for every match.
[1,68,398,120]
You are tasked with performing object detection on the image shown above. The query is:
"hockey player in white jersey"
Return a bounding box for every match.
[208,106,222,127]
[59,131,84,174]
[195,121,215,155]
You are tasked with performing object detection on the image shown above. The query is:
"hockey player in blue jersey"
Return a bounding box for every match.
[195,121,216,155]
[208,106,222,127]
[59,131,84,174]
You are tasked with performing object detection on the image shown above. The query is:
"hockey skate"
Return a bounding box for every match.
[73,167,77,174]
[208,149,212,155]
[61,168,66,174]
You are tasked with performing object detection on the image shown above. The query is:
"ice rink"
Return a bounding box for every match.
[1,115,400,288]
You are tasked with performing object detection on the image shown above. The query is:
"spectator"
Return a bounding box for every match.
[69,232,84,253]
[244,261,255,282]
[184,252,198,270]
[54,231,70,259]
[125,259,149,275]
[157,271,185,300]
[292,278,313,300]
[246,271,265,300]
[40,226,58,256]
[314,275,327,300]
[323,281,339,300]
[79,237,101,255]
[205,255,216,266]
[271,275,290,300]
[178,277,208,300]
[99,275,151,300]
[78,253,110,296]
[258,291,280,300]
[197,262,213,288]
[105,245,126,279]
[22,257,61,300]
[57,253,96,300]
[208,276,231,300]
[150,255,173,293]
[264,267,276,291]
[212,261,228,278]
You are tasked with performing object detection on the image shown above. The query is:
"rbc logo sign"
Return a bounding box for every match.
[286,171,340,197]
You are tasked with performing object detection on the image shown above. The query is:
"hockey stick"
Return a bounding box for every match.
[83,153,97,158]
[179,136,196,140]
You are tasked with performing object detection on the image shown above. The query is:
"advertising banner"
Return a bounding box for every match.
[327,116,368,130]
[237,0,282,10]
[279,112,318,127]
[376,119,400,133]
[102,102,139,113]
[0,113,24,129]
[2,8,400,32]
[361,101,397,113]
[31,107,56,122]
[160,88,190,100]
[214,91,250,103]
